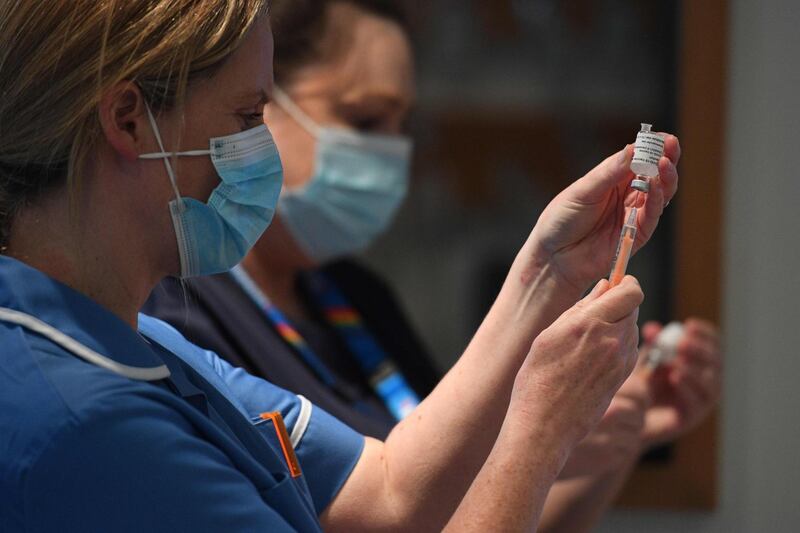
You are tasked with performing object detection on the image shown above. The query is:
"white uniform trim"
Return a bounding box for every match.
[0,307,171,381]
[290,395,313,448]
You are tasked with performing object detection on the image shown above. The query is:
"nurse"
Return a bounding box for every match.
[144,0,719,528]
[0,1,674,531]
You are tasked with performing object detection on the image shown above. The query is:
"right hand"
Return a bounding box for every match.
[510,276,644,449]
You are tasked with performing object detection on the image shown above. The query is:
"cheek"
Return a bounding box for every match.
[273,122,317,191]
[172,156,219,202]
[281,135,317,189]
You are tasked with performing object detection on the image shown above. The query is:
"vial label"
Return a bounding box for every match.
[631,132,665,177]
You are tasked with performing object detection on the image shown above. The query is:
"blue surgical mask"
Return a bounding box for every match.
[139,104,283,278]
[272,87,412,262]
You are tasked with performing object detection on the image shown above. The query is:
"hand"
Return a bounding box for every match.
[510,277,643,450]
[524,137,680,293]
[640,319,722,448]
[558,373,650,480]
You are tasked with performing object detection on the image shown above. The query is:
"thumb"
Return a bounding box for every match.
[584,275,644,324]
[570,145,634,204]
[582,279,610,304]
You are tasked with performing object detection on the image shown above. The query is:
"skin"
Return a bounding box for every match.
[7,8,688,533]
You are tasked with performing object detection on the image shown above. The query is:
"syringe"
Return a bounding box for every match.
[608,124,665,288]
[609,207,638,288]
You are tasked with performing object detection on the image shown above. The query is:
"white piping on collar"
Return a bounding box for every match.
[0,307,170,381]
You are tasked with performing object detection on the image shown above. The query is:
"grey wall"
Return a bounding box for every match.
[598,0,800,531]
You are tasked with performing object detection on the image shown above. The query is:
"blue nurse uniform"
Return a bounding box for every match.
[0,255,364,532]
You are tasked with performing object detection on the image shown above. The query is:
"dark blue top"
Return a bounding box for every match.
[0,255,363,532]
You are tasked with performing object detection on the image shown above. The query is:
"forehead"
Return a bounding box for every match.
[317,4,414,103]
[210,16,274,96]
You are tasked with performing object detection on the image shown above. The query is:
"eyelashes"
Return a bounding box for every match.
[241,111,264,129]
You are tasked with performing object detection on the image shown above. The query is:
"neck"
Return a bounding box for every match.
[242,217,317,322]
[6,191,159,328]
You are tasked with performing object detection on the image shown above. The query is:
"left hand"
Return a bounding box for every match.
[525,137,680,293]
[640,318,723,448]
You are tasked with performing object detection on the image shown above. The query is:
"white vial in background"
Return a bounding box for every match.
[646,321,685,368]
[630,123,665,178]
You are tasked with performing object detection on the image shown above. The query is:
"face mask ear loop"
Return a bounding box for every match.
[272,86,323,139]
[143,102,184,211]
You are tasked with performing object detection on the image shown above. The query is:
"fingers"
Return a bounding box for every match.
[672,363,719,407]
[662,133,681,166]
[684,318,721,349]
[585,275,644,324]
[641,321,663,345]
[658,155,679,205]
[678,335,722,370]
[635,156,678,244]
[572,134,679,209]
[672,338,722,403]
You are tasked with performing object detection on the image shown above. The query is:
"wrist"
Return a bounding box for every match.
[500,256,584,326]
[505,393,583,465]
[501,406,573,479]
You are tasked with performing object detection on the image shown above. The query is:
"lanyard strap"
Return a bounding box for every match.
[302,271,420,421]
[230,266,339,388]
[230,266,419,421]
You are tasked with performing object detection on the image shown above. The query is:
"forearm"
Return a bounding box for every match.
[539,459,639,533]
[443,412,569,532]
[379,259,583,526]
[322,258,585,531]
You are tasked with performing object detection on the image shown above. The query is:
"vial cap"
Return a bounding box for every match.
[640,123,653,132]
[631,179,650,192]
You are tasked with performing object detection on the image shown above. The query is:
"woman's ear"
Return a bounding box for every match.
[98,81,149,161]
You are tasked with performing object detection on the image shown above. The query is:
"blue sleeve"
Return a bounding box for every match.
[138,313,365,514]
[24,395,296,533]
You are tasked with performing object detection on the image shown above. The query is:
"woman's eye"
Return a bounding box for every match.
[242,111,264,126]
[352,116,382,133]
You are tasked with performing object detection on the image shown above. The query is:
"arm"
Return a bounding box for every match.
[539,319,722,532]
[444,277,643,531]
[539,374,651,533]
[323,139,680,531]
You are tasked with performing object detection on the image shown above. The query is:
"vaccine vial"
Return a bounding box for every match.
[646,321,685,368]
[630,123,665,178]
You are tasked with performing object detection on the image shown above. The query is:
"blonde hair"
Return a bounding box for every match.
[0,0,270,246]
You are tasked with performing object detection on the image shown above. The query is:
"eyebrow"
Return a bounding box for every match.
[236,89,270,107]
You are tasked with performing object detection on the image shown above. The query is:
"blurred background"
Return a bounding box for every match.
[368,0,678,372]
[353,0,800,530]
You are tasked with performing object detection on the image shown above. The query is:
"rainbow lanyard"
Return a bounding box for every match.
[230,265,420,421]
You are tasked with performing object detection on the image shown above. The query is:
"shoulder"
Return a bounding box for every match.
[0,320,181,474]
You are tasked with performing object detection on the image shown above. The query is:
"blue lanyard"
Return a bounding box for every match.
[230,266,420,421]
[230,266,338,388]
[303,271,420,421]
